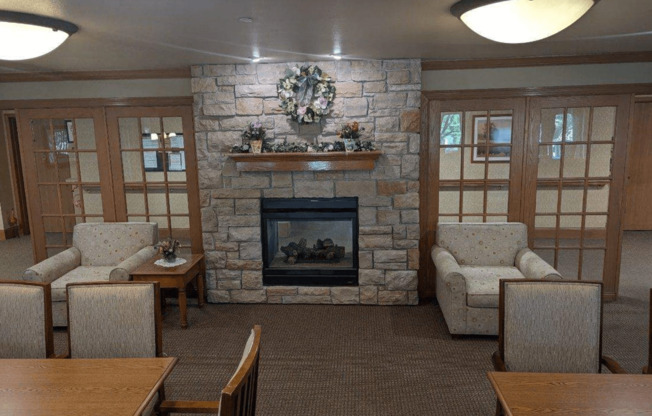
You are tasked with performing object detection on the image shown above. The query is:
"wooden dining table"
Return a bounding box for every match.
[0,357,177,415]
[488,371,652,415]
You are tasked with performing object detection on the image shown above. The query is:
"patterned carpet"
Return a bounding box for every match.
[2,233,649,415]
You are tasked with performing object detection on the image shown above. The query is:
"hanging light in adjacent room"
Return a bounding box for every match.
[450,0,599,44]
[0,10,78,60]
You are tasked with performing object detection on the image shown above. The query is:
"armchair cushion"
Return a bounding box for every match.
[23,247,81,284]
[74,222,158,266]
[50,267,117,301]
[462,266,525,308]
[436,222,528,266]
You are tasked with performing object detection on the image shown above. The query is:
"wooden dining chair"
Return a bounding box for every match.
[0,280,54,358]
[159,325,262,416]
[66,281,163,415]
[492,279,626,415]
[645,288,652,374]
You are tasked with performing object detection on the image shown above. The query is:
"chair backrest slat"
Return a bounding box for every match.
[220,325,261,416]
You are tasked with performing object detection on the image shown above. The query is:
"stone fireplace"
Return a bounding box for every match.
[192,59,421,305]
[261,197,358,286]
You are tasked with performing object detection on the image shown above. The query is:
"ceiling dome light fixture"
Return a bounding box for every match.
[450,0,599,44]
[0,10,78,60]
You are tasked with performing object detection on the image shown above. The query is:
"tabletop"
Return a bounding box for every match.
[488,371,652,415]
[132,253,204,276]
[0,357,178,416]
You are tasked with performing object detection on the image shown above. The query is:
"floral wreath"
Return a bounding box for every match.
[277,64,336,124]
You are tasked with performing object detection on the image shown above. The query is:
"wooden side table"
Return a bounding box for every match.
[131,254,205,328]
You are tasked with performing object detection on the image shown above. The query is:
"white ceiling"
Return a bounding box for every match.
[1,0,651,73]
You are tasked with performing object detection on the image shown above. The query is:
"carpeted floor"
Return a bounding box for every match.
[2,233,650,415]
[0,234,33,278]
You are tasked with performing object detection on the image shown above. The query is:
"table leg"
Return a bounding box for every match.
[179,287,188,329]
[197,272,205,308]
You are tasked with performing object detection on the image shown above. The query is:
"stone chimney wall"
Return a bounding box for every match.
[192,59,421,305]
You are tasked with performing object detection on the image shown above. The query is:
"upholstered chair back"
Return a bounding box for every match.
[67,282,161,358]
[0,281,53,358]
[436,222,528,266]
[73,222,158,266]
[500,280,602,373]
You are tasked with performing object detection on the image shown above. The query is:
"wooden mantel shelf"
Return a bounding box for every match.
[229,150,382,172]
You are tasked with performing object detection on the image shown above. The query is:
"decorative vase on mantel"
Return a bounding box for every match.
[250,140,262,154]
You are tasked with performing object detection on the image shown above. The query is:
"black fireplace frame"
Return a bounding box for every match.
[261,197,359,286]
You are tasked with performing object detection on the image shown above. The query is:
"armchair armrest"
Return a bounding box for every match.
[23,247,81,284]
[109,246,157,281]
[601,355,627,374]
[515,248,562,280]
[431,245,463,282]
[159,400,220,414]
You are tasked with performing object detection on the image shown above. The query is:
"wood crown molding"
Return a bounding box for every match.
[0,68,191,83]
[422,51,652,71]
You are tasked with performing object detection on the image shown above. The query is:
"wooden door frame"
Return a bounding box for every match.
[418,97,527,298]
[523,94,631,300]
[2,112,29,236]
[105,105,203,255]
[421,87,635,301]
[16,107,115,262]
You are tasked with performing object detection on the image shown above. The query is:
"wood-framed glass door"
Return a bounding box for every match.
[524,95,630,298]
[17,108,115,261]
[421,98,526,292]
[106,106,202,255]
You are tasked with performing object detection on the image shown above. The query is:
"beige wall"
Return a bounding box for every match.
[423,62,652,90]
[0,78,191,100]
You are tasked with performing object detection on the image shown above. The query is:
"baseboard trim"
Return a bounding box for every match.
[0,225,19,240]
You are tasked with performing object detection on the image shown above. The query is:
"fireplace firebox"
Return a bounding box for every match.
[261,197,358,286]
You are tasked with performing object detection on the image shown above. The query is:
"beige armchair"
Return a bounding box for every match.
[24,222,158,326]
[431,222,561,336]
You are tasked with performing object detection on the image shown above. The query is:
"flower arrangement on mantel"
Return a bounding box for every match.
[230,121,375,154]
[233,121,266,153]
[277,64,336,124]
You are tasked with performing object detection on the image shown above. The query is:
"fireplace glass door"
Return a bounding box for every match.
[261,198,358,286]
